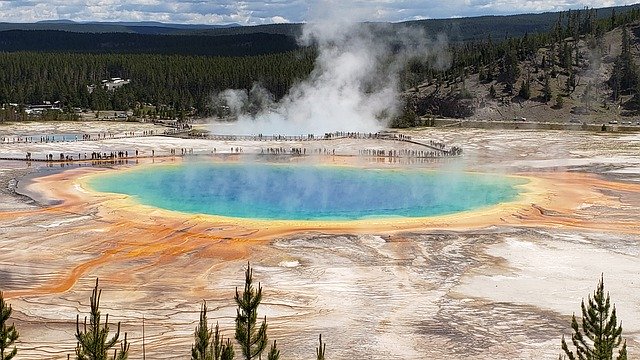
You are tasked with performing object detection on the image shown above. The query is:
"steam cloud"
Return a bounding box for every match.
[211,2,450,136]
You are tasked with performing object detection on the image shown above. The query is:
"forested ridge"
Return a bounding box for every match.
[2,4,640,121]
[0,31,299,56]
[394,5,640,125]
[0,49,315,114]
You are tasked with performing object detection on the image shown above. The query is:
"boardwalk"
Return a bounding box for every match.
[0,130,462,162]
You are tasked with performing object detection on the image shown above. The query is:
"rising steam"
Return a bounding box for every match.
[211,2,450,136]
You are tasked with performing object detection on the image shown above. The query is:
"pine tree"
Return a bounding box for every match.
[235,263,268,360]
[543,74,553,103]
[392,98,418,128]
[213,323,224,360]
[221,339,234,360]
[192,301,234,360]
[316,334,326,360]
[192,301,214,360]
[609,27,639,97]
[518,77,531,100]
[75,278,129,360]
[489,84,497,99]
[566,71,577,94]
[478,67,486,82]
[501,47,520,94]
[555,93,564,109]
[0,292,19,360]
[560,275,627,360]
[266,340,279,360]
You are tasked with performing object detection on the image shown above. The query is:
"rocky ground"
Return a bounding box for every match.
[1,121,639,359]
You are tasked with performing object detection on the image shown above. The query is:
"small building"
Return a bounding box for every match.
[104,78,131,91]
[25,101,62,115]
[87,78,131,93]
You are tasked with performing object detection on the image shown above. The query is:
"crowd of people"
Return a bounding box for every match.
[169,148,194,155]
[2,130,159,144]
[196,134,319,141]
[261,147,308,155]
[428,140,447,149]
[18,146,460,162]
[358,147,462,158]
[3,127,463,163]
[324,131,387,139]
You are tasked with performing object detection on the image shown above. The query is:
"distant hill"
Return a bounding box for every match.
[0,30,298,56]
[186,23,304,38]
[83,21,241,29]
[398,4,640,42]
[0,3,636,41]
[36,19,76,24]
[0,20,240,35]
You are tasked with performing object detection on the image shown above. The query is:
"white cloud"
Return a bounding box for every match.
[270,15,290,23]
[0,0,634,24]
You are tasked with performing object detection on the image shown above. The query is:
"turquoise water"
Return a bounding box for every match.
[88,162,526,220]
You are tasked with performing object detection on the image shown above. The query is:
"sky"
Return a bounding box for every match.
[0,0,635,25]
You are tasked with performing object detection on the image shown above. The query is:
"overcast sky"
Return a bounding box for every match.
[0,0,635,25]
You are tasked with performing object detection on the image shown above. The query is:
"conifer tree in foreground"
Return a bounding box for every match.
[192,301,233,360]
[75,278,129,360]
[316,334,326,360]
[212,322,227,360]
[221,339,234,360]
[192,301,215,360]
[0,292,19,360]
[235,263,268,360]
[560,275,627,360]
[191,263,327,360]
[266,340,279,360]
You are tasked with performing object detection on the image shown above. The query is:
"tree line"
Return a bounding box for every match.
[0,49,315,117]
[0,31,299,57]
[0,267,630,360]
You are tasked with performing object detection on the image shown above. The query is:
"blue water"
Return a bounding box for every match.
[88,162,526,220]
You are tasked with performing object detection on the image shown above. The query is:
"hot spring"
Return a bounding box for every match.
[87,162,526,221]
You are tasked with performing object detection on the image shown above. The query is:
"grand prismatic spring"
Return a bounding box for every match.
[1,123,640,360]
[88,162,525,220]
